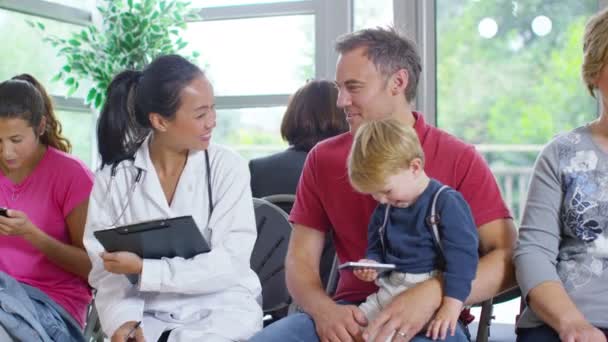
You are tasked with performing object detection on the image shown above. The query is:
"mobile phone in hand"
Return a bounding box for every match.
[338,261,396,271]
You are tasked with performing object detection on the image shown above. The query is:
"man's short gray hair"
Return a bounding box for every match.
[335,27,422,102]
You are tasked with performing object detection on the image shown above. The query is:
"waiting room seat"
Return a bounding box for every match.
[83,298,103,342]
[262,194,296,215]
[252,198,293,325]
[474,287,520,342]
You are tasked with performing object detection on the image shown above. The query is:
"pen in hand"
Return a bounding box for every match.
[126,321,142,341]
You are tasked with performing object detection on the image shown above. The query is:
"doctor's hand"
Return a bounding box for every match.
[0,209,38,237]
[101,252,143,275]
[112,321,145,342]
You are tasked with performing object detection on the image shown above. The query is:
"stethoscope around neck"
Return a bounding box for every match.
[103,150,213,228]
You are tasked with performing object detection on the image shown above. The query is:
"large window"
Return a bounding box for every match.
[437,0,598,220]
[42,0,94,9]
[185,1,318,159]
[184,15,314,96]
[56,110,94,166]
[214,107,287,159]
[190,0,301,7]
[354,0,393,30]
[0,9,85,97]
[436,0,599,325]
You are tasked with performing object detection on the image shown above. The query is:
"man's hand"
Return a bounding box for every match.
[101,252,143,275]
[558,319,607,342]
[311,302,367,342]
[111,321,145,342]
[426,297,463,340]
[353,259,379,282]
[363,280,442,342]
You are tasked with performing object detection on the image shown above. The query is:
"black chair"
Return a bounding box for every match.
[83,297,103,342]
[262,194,336,294]
[251,198,293,325]
[262,194,296,215]
[473,287,521,342]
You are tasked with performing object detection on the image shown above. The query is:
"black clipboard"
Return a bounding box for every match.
[94,215,210,259]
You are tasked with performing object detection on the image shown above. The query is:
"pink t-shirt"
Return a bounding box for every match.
[0,147,94,326]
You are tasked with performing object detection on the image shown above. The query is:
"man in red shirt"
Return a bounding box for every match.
[250,27,517,342]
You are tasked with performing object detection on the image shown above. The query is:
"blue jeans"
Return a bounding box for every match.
[248,307,469,342]
[517,324,608,342]
[516,325,560,342]
[0,272,84,342]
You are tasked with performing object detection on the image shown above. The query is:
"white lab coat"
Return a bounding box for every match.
[83,136,263,342]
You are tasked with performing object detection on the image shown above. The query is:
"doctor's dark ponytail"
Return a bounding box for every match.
[97,54,204,167]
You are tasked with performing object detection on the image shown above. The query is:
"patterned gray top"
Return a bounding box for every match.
[514,124,608,329]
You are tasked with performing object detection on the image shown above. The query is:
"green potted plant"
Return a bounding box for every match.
[30,0,200,110]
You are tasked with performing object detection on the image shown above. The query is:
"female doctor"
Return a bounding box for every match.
[83,55,262,342]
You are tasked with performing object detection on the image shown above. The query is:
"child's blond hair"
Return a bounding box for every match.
[348,118,424,194]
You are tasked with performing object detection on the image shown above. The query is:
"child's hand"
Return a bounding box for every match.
[426,297,463,340]
[352,259,379,282]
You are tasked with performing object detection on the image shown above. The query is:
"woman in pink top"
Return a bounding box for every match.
[0,74,93,341]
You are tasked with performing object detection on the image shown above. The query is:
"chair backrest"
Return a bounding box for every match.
[251,198,293,321]
[262,194,296,215]
[83,297,104,342]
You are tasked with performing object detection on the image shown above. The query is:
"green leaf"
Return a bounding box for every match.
[94,93,103,109]
[127,0,133,9]
[68,39,81,47]
[67,84,78,97]
[51,72,63,82]
[80,30,89,42]
[65,77,75,86]
[37,22,45,30]
[62,65,72,72]
[192,51,200,58]
[86,88,97,103]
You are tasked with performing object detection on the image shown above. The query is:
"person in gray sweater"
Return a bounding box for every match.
[513,8,608,342]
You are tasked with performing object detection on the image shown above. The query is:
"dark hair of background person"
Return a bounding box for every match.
[97,54,204,167]
[280,79,348,152]
[0,74,71,153]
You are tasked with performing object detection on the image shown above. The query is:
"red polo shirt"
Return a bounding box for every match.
[290,112,512,303]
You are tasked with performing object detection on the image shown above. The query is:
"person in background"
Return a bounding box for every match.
[83,54,262,342]
[0,74,93,342]
[513,8,608,342]
[249,79,348,203]
[348,118,478,341]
